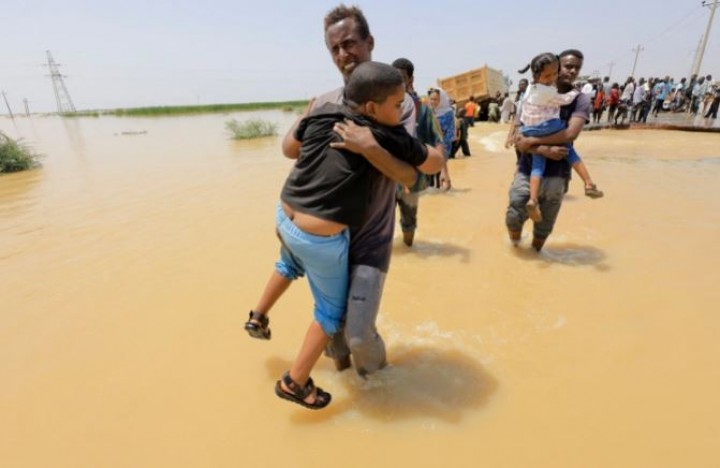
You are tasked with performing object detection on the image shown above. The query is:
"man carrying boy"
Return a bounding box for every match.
[248,5,443,378]
[264,62,441,409]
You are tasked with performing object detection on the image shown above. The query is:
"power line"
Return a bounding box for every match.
[643,5,706,46]
[693,0,720,75]
[604,5,706,75]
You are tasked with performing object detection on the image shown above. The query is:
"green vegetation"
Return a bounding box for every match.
[112,100,309,117]
[62,111,101,118]
[52,100,309,118]
[225,118,278,140]
[0,132,41,173]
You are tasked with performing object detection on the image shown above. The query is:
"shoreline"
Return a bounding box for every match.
[2,104,718,133]
[0,100,310,118]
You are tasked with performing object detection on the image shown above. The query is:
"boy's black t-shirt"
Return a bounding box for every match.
[281,103,428,227]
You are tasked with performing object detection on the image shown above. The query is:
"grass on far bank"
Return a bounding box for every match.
[225,118,278,140]
[62,100,309,118]
[0,132,41,173]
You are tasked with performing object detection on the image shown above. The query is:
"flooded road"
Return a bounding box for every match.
[1,112,719,467]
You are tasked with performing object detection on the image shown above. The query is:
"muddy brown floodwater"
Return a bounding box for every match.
[1,113,719,468]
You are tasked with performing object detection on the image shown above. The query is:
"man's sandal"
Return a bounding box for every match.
[244,311,271,340]
[275,371,332,410]
[585,184,604,198]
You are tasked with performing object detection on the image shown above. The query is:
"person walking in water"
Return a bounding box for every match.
[515,52,603,223]
[505,49,597,252]
[244,5,444,388]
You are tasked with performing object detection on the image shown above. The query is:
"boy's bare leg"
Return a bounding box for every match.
[526,176,543,222]
[253,270,292,316]
[281,320,330,404]
[572,161,604,198]
[246,270,292,338]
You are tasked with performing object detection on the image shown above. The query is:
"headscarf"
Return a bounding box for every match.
[428,88,455,158]
[430,88,454,117]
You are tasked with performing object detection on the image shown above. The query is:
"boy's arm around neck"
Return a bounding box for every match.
[330,119,444,187]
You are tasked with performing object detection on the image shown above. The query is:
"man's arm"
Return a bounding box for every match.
[505,100,522,148]
[330,120,444,186]
[504,123,520,149]
[281,98,315,159]
[514,115,586,155]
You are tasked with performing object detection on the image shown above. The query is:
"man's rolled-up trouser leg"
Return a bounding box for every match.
[505,171,530,233]
[533,176,566,240]
[396,191,419,233]
[344,264,387,374]
[324,265,387,373]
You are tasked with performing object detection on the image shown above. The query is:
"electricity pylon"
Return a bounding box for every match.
[45,50,76,114]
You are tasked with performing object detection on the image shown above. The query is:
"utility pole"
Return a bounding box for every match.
[693,0,719,76]
[24,98,30,117]
[607,61,615,79]
[690,35,704,77]
[45,50,77,114]
[2,91,14,119]
[631,45,644,78]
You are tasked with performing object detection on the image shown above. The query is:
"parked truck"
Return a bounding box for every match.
[437,65,508,106]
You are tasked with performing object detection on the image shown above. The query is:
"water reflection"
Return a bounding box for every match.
[61,117,86,158]
[511,242,608,268]
[393,240,471,263]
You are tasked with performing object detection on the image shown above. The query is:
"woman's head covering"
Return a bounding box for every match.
[429,88,453,117]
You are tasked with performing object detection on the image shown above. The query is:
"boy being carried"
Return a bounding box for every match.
[248,62,438,409]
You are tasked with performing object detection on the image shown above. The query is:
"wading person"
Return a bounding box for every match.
[245,5,443,388]
[392,57,444,247]
[249,62,437,409]
[505,49,592,252]
[515,52,602,223]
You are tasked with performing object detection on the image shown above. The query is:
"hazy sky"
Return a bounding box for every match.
[2,0,719,113]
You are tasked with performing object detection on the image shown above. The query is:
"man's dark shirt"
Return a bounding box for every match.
[517,92,591,179]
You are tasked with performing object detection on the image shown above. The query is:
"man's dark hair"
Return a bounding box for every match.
[344,61,403,107]
[324,4,371,38]
[391,57,414,78]
[559,49,584,60]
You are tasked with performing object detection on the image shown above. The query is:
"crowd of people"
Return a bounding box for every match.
[450,91,517,125]
[581,73,720,125]
[241,4,715,411]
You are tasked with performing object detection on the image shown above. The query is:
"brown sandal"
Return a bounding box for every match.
[585,184,604,198]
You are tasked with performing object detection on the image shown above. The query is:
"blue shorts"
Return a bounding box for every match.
[274,203,350,336]
[521,118,581,177]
